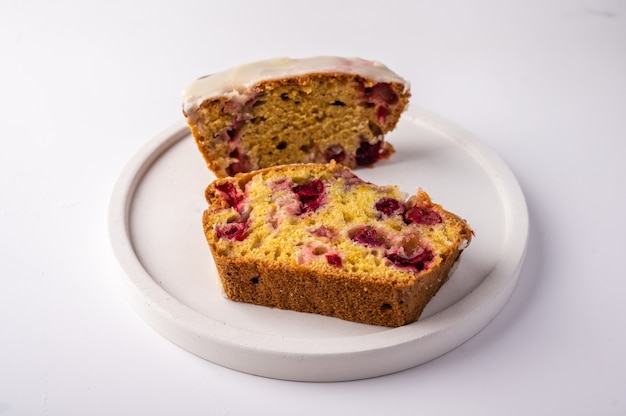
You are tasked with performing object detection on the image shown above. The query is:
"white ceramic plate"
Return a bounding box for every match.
[108,108,528,382]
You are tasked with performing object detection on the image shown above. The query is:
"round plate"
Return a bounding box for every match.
[108,108,528,382]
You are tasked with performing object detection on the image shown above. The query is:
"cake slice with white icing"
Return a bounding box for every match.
[182,56,411,178]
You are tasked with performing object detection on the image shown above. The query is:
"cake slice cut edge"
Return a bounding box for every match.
[183,56,411,178]
[201,161,473,327]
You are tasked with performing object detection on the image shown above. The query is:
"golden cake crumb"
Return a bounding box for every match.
[202,162,472,327]
[183,57,411,177]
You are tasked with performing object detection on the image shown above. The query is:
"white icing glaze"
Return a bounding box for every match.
[182,56,410,113]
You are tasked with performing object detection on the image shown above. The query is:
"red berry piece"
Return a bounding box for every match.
[215,222,248,241]
[375,197,405,217]
[214,182,242,210]
[370,83,399,105]
[226,117,245,140]
[325,253,343,267]
[404,206,442,225]
[292,179,325,213]
[376,106,390,124]
[351,227,385,247]
[355,140,382,166]
[324,144,346,163]
[361,82,399,105]
[386,248,434,272]
[226,149,252,176]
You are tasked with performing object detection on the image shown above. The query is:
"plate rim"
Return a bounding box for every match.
[107,107,529,381]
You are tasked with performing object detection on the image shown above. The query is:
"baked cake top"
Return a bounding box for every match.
[182,56,410,113]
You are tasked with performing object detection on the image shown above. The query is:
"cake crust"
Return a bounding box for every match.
[210,239,464,327]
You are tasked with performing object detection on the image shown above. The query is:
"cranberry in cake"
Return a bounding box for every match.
[202,161,473,327]
[183,56,411,178]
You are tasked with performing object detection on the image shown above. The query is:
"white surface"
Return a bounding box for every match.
[108,109,528,381]
[1,0,625,413]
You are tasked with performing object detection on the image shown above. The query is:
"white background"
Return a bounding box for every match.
[1,0,625,414]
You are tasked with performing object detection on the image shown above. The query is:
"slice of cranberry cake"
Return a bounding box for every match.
[183,56,410,178]
[202,162,472,327]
